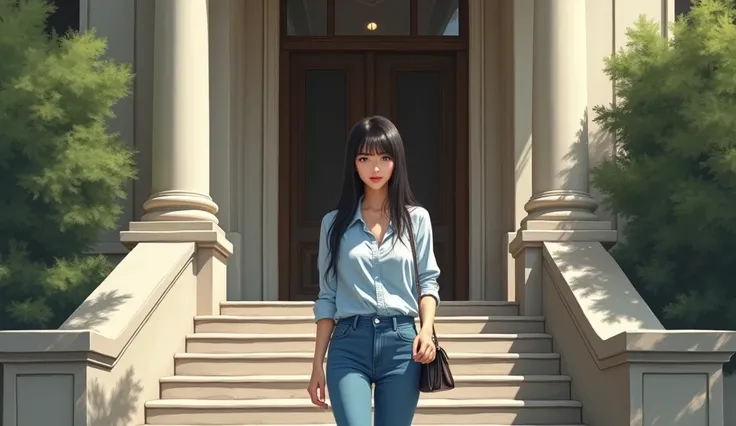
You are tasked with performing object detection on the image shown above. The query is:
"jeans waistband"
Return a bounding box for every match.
[337,315,415,330]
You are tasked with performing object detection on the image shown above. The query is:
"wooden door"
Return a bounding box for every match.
[281,53,366,301]
[374,53,459,303]
[279,51,468,302]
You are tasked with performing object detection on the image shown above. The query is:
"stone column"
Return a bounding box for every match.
[525,0,597,224]
[509,0,616,315]
[142,0,219,223]
[208,0,232,232]
[122,0,232,316]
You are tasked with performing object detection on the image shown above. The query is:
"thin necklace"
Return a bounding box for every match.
[362,206,385,212]
[362,206,389,219]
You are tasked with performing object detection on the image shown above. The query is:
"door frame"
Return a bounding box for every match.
[254,0,508,301]
[277,0,471,301]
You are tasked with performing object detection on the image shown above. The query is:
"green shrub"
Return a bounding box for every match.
[0,0,135,329]
[593,0,736,338]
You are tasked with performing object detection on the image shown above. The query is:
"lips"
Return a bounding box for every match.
[369,177,382,182]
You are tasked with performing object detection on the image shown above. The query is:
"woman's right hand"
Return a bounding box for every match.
[307,365,328,408]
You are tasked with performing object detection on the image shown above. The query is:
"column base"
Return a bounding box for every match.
[508,217,618,316]
[142,190,219,223]
[121,221,233,315]
[522,190,599,223]
[120,221,233,256]
[510,223,618,257]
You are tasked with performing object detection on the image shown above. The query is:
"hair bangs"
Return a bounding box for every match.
[356,128,394,157]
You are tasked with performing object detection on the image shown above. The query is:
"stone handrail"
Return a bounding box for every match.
[0,221,232,426]
[1,243,194,366]
[542,241,736,426]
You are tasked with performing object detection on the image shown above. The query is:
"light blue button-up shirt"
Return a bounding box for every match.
[313,200,441,322]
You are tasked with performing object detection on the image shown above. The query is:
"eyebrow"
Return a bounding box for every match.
[357,152,389,156]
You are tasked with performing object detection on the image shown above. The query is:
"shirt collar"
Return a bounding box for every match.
[349,196,365,227]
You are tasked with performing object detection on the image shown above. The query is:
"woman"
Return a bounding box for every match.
[307,116,441,426]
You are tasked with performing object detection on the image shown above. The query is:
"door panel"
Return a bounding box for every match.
[282,52,465,302]
[287,53,366,300]
[375,54,457,302]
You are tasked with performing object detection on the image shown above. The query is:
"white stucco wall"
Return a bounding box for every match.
[726,374,736,425]
[84,0,138,258]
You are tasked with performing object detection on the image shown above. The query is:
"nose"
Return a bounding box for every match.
[373,165,380,172]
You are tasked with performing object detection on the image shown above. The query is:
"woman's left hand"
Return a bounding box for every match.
[412,329,436,364]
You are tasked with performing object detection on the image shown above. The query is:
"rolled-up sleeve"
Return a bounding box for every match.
[313,213,337,322]
[414,208,441,306]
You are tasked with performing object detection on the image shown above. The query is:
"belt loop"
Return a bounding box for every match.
[352,315,360,329]
[392,317,397,331]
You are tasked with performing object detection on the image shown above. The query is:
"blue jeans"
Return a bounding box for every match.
[326,315,421,426]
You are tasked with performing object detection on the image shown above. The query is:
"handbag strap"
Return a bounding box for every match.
[406,213,439,345]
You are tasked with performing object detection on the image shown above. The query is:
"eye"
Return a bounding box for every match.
[381,155,392,161]
[357,157,367,162]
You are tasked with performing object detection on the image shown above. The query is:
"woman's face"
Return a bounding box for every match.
[355,152,395,191]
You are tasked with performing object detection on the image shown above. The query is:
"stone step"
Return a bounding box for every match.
[159,374,571,400]
[145,398,582,425]
[174,352,561,376]
[220,301,519,317]
[194,315,545,334]
[185,333,552,353]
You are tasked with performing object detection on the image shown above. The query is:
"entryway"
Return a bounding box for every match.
[278,0,469,302]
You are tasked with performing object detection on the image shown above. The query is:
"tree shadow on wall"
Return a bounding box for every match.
[61,289,132,330]
[87,366,143,426]
[547,242,654,327]
[546,110,635,325]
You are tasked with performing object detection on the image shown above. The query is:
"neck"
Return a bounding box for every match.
[362,186,388,210]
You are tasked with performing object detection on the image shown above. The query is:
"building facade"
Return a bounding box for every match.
[81,0,692,303]
[3,1,736,426]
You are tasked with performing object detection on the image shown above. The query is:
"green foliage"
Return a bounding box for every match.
[593,0,736,335]
[0,0,135,329]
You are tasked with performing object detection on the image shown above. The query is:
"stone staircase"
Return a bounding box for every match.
[143,301,585,425]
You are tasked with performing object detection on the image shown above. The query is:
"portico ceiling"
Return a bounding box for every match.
[285,0,459,36]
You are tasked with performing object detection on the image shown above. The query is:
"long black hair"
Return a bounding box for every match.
[325,116,418,281]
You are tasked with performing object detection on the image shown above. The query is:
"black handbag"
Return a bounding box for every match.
[407,221,456,393]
